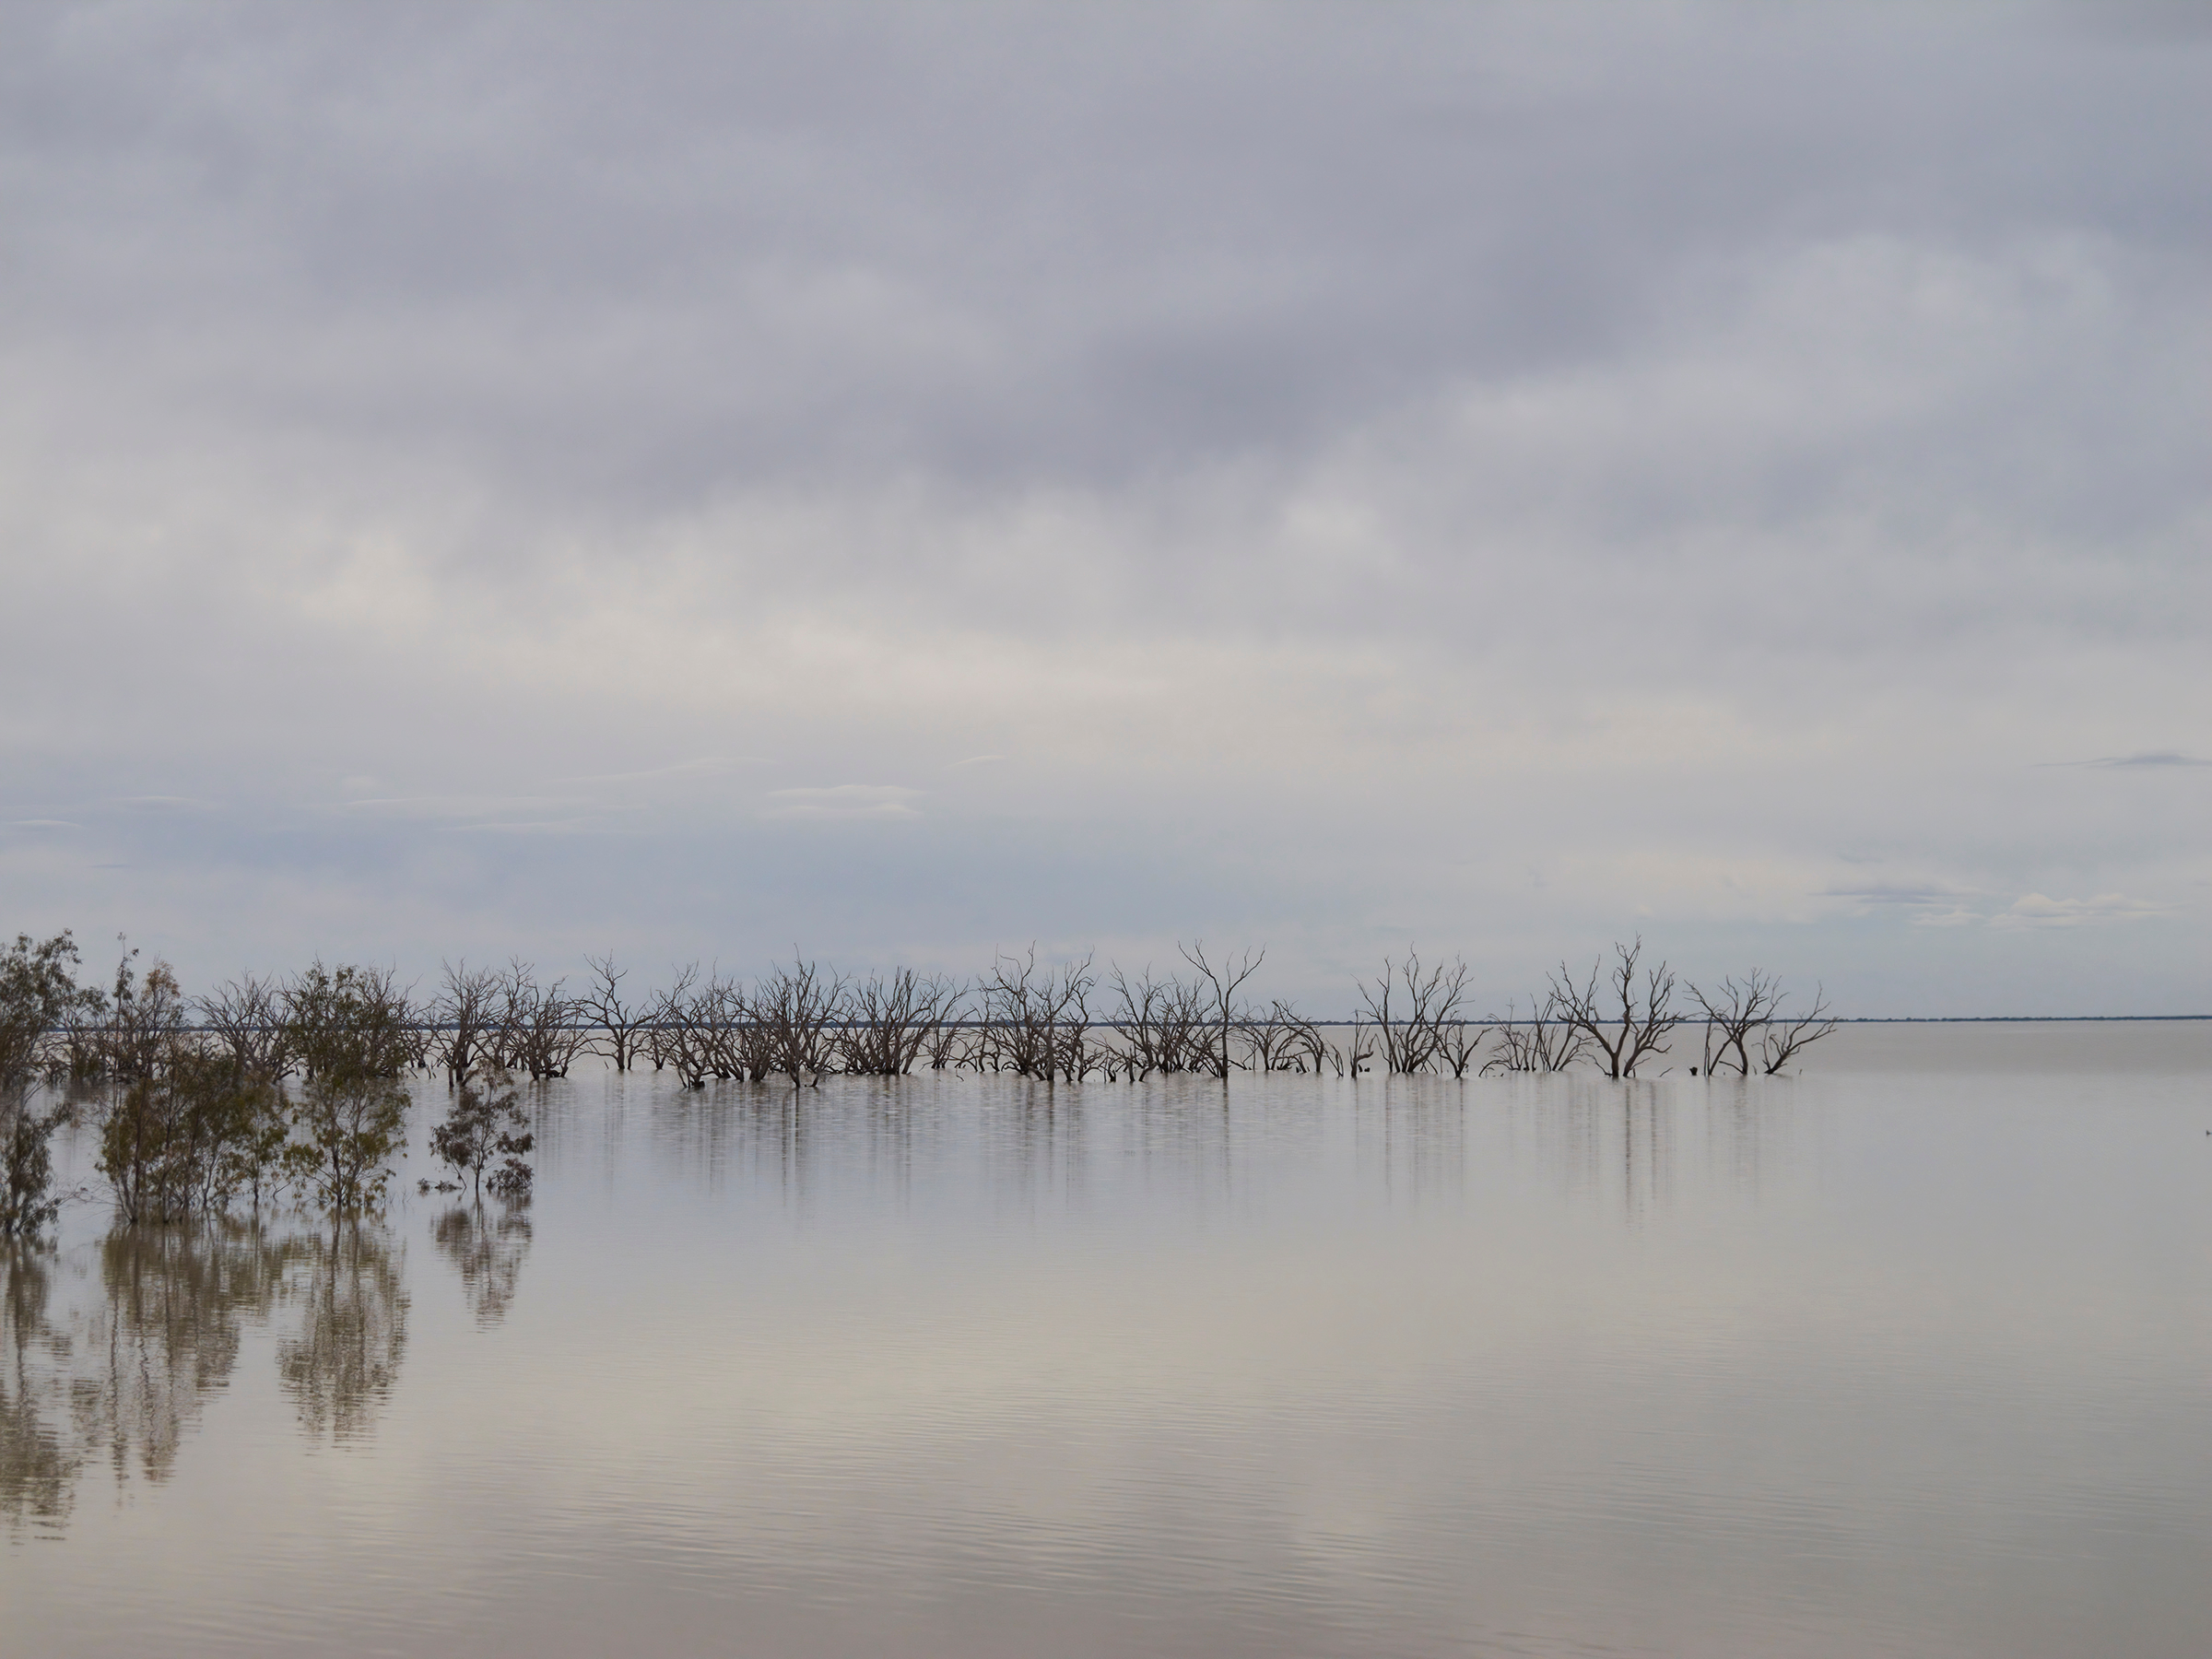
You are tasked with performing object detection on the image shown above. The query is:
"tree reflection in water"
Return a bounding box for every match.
[277,1221,408,1441]
[1,1216,411,1531]
[432,1205,532,1326]
[2,1243,75,1534]
[82,1223,297,1483]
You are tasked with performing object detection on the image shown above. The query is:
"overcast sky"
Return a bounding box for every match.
[4,1,2207,1015]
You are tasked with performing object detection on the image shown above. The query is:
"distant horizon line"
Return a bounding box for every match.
[138,1013,2212,1034]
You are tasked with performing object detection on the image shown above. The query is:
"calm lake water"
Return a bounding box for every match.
[6,1022,2210,1657]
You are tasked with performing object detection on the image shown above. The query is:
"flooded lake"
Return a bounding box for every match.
[6,1022,2210,1657]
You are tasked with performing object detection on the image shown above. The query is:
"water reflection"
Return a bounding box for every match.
[1,1244,73,1533]
[1354,1078,1468,1208]
[82,1224,295,1483]
[1,1216,411,1531]
[276,1223,408,1441]
[1705,1074,1800,1202]
[10,1053,2212,1658]
[432,1205,532,1326]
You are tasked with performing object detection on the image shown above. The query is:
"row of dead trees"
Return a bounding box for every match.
[18,935,1838,1101]
[1492,940,1837,1079]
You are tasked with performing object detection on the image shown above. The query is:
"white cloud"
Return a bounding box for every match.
[762,785,922,821]
[1993,893,2176,929]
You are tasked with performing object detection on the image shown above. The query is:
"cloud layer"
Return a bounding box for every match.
[4,2,2207,1013]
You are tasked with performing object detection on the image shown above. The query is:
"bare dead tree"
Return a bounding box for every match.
[582,953,653,1073]
[1482,993,1587,1074]
[1288,1007,1345,1076]
[1344,1019,1377,1077]
[1690,970,1785,1077]
[978,947,1093,1080]
[1238,1000,1344,1076]
[1551,936,1682,1078]
[1238,1001,1299,1072]
[483,959,538,1073]
[979,948,1041,1076]
[1439,1018,1488,1079]
[1759,986,1838,1074]
[1179,941,1265,1080]
[755,956,846,1086]
[920,992,973,1071]
[679,972,731,1080]
[648,966,710,1088]
[1106,965,1214,1078]
[842,969,960,1076]
[1039,953,1097,1083]
[1357,951,1471,1075]
[429,961,498,1084]
[512,974,590,1080]
[196,971,291,1080]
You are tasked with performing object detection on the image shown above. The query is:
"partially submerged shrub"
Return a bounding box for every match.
[429,1065,534,1201]
[1,932,101,1238]
[99,1049,289,1223]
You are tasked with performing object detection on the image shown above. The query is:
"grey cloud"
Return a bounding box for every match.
[2,3,2207,1014]
[2049,751,2212,769]
[1823,885,1979,908]
[10,3,2208,506]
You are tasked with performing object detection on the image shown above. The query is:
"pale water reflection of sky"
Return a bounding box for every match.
[6,1039,2211,1657]
[1,3,2207,1013]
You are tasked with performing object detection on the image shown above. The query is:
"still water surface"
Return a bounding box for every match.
[6,1023,2210,1657]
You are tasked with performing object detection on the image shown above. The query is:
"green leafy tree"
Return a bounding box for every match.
[279,965,417,1212]
[428,1065,534,1201]
[1,933,100,1238]
[282,963,417,1083]
[219,1082,293,1212]
[285,1076,409,1212]
[100,1049,290,1223]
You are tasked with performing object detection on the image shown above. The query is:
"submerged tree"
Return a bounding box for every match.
[196,971,292,1082]
[428,1065,534,1201]
[429,961,499,1084]
[284,963,417,1084]
[281,964,417,1211]
[1482,993,1587,1075]
[1180,941,1265,1081]
[100,1049,288,1224]
[1357,950,1474,1076]
[1759,987,1839,1074]
[1,933,100,1239]
[1551,936,1684,1079]
[981,947,1097,1080]
[1691,971,1839,1076]
[582,953,654,1074]
[1107,964,1214,1077]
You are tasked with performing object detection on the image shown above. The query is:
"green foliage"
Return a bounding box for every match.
[283,963,417,1084]
[1,933,100,1239]
[1,1110,63,1239]
[284,1074,410,1212]
[0,932,99,1092]
[98,1051,288,1223]
[272,963,418,1213]
[96,950,189,1083]
[428,1065,534,1201]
